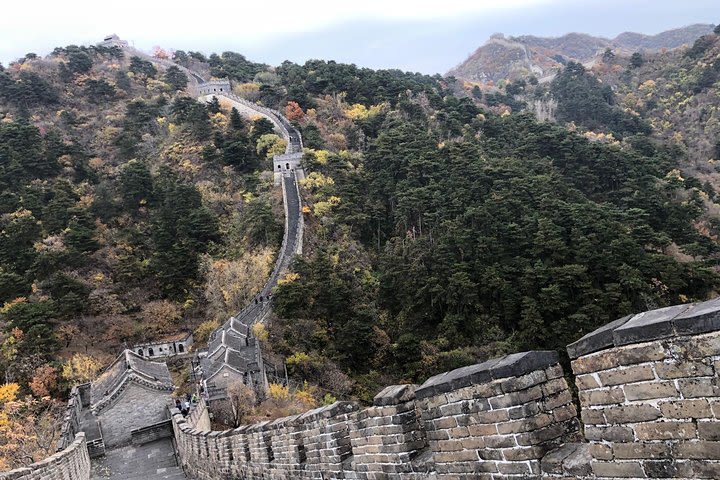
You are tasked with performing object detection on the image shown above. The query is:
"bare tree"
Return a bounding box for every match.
[213,381,256,428]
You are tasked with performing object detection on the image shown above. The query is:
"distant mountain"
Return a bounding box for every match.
[448,24,714,83]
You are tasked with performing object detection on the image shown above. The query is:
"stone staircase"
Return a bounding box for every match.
[90,438,189,480]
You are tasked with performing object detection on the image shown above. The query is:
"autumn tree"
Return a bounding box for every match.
[202,249,273,320]
[61,353,100,385]
[219,381,256,427]
[152,46,170,59]
[284,101,305,122]
[0,384,62,470]
[256,134,287,159]
[29,365,58,398]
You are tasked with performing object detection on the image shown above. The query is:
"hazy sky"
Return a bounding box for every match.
[1,0,718,73]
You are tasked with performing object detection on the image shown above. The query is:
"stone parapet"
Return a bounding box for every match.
[572,327,720,478]
[171,300,720,479]
[0,433,90,480]
[171,351,577,479]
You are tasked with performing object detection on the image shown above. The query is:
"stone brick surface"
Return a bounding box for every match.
[0,433,90,480]
[97,382,172,447]
[173,353,579,479]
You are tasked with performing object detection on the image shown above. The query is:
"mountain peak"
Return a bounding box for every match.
[449,23,714,83]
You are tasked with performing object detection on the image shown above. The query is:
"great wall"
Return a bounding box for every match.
[4,39,720,480]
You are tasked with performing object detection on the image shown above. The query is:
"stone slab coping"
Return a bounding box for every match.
[373,384,418,406]
[566,298,720,359]
[414,350,559,400]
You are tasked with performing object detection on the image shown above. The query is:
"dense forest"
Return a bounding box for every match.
[266,58,720,399]
[0,45,285,467]
[1,30,720,465]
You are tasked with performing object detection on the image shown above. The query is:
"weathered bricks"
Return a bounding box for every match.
[0,433,90,480]
[415,351,578,478]
[161,302,720,480]
[569,302,720,480]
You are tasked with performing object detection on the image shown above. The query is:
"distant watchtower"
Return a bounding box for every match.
[99,34,129,49]
[198,80,232,95]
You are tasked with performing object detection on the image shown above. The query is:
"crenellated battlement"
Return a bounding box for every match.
[166,299,720,479]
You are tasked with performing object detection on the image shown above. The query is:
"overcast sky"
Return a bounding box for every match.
[1,0,718,73]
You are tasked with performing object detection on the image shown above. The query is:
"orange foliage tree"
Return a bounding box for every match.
[284,101,305,122]
[29,365,58,398]
[0,384,62,470]
[152,46,170,59]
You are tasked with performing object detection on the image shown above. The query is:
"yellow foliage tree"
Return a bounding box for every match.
[202,249,274,320]
[61,354,101,385]
[267,383,290,402]
[251,323,268,342]
[194,319,221,346]
[0,384,19,404]
[256,134,287,160]
[314,196,341,217]
[141,300,182,336]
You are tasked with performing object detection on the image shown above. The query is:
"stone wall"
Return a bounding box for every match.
[187,397,212,432]
[56,386,85,451]
[130,419,174,446]
[414,351,579,478]
[97,382,173,447]
[170,299,720,479]
[0,433,90,480]
[568,300,720,479]
[198,81,231,95]
[172,350,577,479]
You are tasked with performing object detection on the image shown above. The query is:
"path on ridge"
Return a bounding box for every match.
[204,88,304,329]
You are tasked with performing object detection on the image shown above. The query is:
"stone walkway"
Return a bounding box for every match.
[90,438,188,479]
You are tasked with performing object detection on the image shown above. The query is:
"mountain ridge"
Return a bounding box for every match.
[449,23,714,82]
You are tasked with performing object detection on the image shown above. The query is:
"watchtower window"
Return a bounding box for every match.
[277,165,281,170]
[178,344,184,353]
[286,163,290,170]
[148,347,154,356]
[137,349,143,356]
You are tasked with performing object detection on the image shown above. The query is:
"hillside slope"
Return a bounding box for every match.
[448,24,713,83]
[0,45,286,397]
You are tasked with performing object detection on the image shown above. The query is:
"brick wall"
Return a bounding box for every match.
[0,433,90,480]
[568,299,720,479]
[96,382,173,447]
[172,351,577,479]
[56,386,84,451]
[169,299,720,479]
[130,419,174,446]
[415,351,579,478]
[187,397,212,432]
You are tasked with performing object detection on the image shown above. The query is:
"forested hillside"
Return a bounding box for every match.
[261,59,720,400]
[1,34,720,459]
[0,45,284,467]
